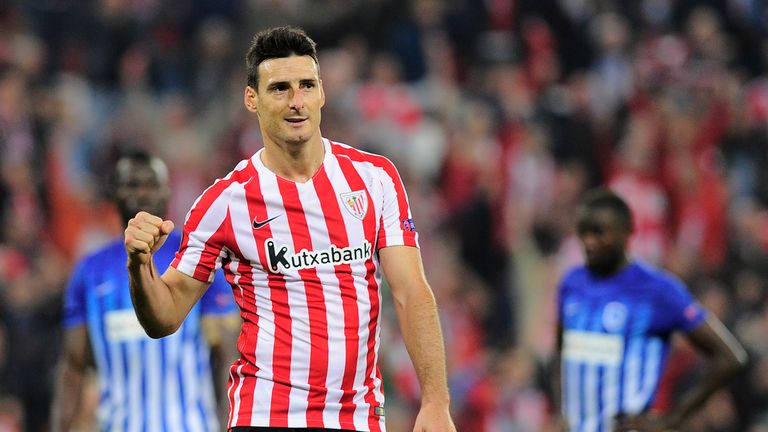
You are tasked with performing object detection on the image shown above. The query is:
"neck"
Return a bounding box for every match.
[590,254,630,277]
[261,135,325,183]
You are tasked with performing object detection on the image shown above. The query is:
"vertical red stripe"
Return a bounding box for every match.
[312,167,362,427]
[334,153,383,432]
[275,178,330,427]
[227,362,244,427]
[216,207,256,428]
[222,223,260,427]
[243,171,293,427]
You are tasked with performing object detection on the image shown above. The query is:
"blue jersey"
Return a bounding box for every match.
[63,231,236,432]
[557,261,707,432]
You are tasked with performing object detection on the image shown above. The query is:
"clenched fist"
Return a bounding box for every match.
[124,211,175,265]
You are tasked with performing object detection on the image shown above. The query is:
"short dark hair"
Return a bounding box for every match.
[245,26,319,89]
[580,188,634,231]
[109,149,163,191]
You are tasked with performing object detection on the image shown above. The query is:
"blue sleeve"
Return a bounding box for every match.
[654,277,707,333]
[199,269,236,316]
[556,279,567,322]
[556,269,578,323]
[63,259,88,328]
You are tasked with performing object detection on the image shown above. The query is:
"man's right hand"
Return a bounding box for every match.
[124,211,175,265]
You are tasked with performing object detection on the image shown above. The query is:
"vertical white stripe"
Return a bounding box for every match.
[181,334,205,432]
[229,364,246,426]
[108,339,126,431]
[601,364,620,432]
[370,284,385,402]
[565,361,581,432]
[197,341,219,432]
[145,340,162,432]
[583,364,600,432]
[164,332,184,430]
[126,340,142,432]
[622,338,644,413]
[89,316,110,427]
[225,258,243,428]
[229,183,275,424]
[377,166,406,246]
[639,339,663,406]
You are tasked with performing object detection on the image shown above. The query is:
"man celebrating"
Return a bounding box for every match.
[553,188,747,432]
[124,27,455,431]
[52,150,237,431]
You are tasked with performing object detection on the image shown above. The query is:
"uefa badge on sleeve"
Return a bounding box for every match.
[401,218,416,232]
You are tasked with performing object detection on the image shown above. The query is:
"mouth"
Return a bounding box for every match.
[285,117,308,126]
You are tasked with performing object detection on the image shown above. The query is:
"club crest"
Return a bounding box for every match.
[340,190,368,220]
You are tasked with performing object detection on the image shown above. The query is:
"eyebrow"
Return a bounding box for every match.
[267,78,317,88]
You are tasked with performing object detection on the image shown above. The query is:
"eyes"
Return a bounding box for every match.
[576,221,607,237]
[268,80,317,94]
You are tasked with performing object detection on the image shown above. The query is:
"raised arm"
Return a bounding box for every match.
[124,211,210,338]
[379,245,456,432]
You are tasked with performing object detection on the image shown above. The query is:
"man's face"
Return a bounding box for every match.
[576,206,630,274]
[114,159,170,224]
[245,55,325,146]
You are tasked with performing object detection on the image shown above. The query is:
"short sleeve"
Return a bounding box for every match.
[199,269,237,316]
[171,180,233,283]
[654,277,707,333]
[556,279,567,322]
[376,158,418,249]
[63,260,88,328]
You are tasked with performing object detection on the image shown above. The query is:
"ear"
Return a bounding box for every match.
[319,79,326,109]
[244,86,258,113]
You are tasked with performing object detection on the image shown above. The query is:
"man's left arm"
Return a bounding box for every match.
[663,316,747,429]
[379,245,456,432]
[202,313,241,422]
[199,270,241,424]
[616,315,748,432]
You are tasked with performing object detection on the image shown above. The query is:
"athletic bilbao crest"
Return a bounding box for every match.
[340,190,368,220]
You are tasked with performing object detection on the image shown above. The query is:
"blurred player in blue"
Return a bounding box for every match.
[553,188,747,432]
[51,150,238,431]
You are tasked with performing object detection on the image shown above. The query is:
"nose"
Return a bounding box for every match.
[289,88,304,110]
[580,233,598,250]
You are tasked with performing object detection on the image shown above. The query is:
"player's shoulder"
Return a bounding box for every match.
[158,230,183,252]
[559,265,590,289]
[76,237,126,267]
[192,157,257,207]
[630,260,686,290]
[328,139,397,171]
[221,157,258,185]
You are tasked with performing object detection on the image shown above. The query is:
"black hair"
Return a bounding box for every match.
[108,148,158,192]
[245,26,319,89]
[580,188,634,231]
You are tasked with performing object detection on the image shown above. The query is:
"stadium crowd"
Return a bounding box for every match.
[1,0,768,430]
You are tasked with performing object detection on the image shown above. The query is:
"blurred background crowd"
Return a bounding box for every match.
[1,0,768,430]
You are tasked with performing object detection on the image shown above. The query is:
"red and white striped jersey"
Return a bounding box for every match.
[171,138,418,431]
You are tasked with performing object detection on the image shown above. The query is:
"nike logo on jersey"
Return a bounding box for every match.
[253,215,281,229]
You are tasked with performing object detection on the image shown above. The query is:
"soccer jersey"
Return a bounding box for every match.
[63,231,236,432]
[557,261,707,432]
[171,138,418,431]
